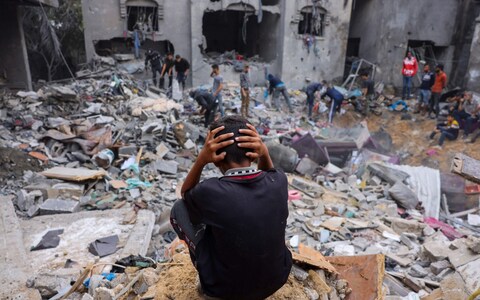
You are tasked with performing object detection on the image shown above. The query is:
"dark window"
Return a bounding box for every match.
[298,6,326,37]
[127,5,159,32]
[202,9,279,61]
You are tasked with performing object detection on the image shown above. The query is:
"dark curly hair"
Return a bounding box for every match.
[209,115,253,164]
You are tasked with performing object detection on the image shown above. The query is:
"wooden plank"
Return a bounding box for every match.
[451,153,480,184]
[308,270,332,295]
[42,167,106,182]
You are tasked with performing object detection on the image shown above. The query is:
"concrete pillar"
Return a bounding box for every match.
[0,5,33,90]
[466,16,480,91]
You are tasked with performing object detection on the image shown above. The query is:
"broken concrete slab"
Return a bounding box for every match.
[38,199,80,215]
[41,167,106,182]
[422,240,451,262]
[451,153,480,184]
[0,196,42,299]
[154,159,178,175]
[430,260,451,275]
[457,258,480,294]
[367,163,409,185]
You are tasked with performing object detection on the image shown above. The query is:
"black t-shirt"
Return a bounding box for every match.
[184,169,292,300]
[164,57,175,72]
[362,79,374,95]
[175,58,190,73]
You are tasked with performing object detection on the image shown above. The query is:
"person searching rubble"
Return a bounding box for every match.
[429,112,459,149]
[189,88,218,128]
[321,80,345,124]
[429,63,448,119]
[267,74,294,113]
[174,54,190,91]
[360,71,375,116]
[170,115,292,300]
[160,52,175,90]
[211,64,225,117]
[144,49,163,88]
[305,80,325,119]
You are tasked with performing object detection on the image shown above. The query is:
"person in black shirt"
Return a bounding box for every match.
[144,49,163,87]
[170,115,292,300]
[360,71,375,116]
[160,52,174,90]
[174,54,190,90]
[189,89,219,127]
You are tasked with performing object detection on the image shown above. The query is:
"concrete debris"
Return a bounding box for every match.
[1,62,480,300]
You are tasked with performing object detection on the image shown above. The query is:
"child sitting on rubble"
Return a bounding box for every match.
[429,113,460,148]
[170,115,292,300]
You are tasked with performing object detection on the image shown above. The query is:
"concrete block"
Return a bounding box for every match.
[155,142,169,158]
[423,240,450,262]
[295,157,319,176]
[408,264,428,278]
[38,199,80,215]
[95,287,115,300]
[118,145,137,156]
[154,159,178,175]
[430,260,451,275]
[466,236,480,254]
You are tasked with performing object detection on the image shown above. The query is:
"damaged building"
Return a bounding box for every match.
[0,0,58,91]
[348,0,480,90]
[81,0,353,88]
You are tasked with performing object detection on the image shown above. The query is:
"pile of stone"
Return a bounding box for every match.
[1,70,480,299]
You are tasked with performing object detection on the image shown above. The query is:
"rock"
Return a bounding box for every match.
[390,218,425,236]
[31,274,71,298]
[292,265,309,281]
[423,240,450,262]
[95,287,115,300]
[466,236,480,254]
[423,225,436,236]
[430,260,451,275]
[82,294,94,300]
[400,234,416,249]
[408,264,428,278]
[296,157,319,176]
[304,287,319,300]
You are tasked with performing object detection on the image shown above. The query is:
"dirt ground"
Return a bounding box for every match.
[154,253,310,300]
[0,147,42,183]
[333,107,480,173]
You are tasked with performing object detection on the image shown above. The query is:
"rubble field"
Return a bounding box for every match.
[1,62,480,300]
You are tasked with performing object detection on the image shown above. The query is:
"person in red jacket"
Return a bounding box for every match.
[402,51,418,100]
[429,64,448,119]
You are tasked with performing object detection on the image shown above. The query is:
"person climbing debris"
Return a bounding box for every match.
[160,52,175,90]
[144,49,163,87]
[174,54,190,91]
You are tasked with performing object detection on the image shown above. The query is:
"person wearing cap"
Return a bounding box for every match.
[144,49,163,87]
[429,64,447,119]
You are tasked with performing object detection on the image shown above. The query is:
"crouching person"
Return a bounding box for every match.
[190,89,218,127]
[429,113,460,148]
[170,115,292,300]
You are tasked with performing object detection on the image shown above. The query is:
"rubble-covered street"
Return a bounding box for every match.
[1,61,480,299]
[2,0,480,300]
